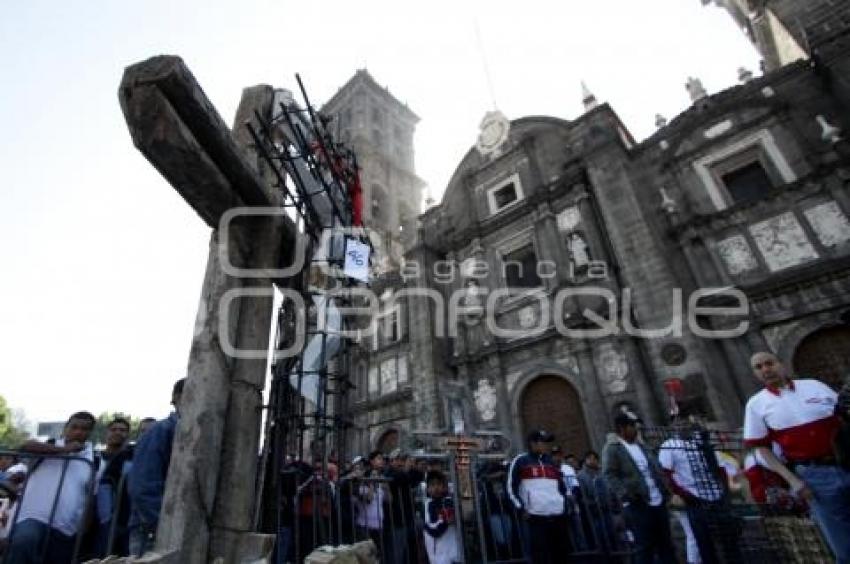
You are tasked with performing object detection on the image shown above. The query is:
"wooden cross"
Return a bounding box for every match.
[119,55,300,563]
[443,435,484,499]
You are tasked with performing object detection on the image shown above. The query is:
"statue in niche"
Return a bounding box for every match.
[568,232,590,269]
[450,401,466,435]
[460,279,490,354]
[461,280,485,325]
[599,347,629,394]
[474,379,498,422]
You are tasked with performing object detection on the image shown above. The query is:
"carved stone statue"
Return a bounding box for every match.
[460,279,490,355]
[451,401,466,435]
[598,346,629,394]
[568,232,590,268]
[474,379,498,422]
[461,280,485,325]
[686,77,707,102]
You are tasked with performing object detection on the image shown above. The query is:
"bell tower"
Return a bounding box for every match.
[703,0,850,71]
[322,70,425,272]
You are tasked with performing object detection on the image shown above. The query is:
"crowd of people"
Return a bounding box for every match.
[504,351,850,564]
[1,351,849,564]
[0,378,183,563]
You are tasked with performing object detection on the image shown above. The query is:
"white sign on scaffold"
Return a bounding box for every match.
[343,238,370,283]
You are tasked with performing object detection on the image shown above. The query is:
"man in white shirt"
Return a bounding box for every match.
[5,411,97,564]
[602,412,675,564]
[743,351,849,562]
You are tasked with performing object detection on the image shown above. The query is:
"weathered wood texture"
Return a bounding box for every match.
[119,56,297,562]
[118,55,278,227]
[207,85,287,564]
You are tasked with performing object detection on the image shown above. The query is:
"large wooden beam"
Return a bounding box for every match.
[118,56,301,563]
[118,55,279,227]
[209,86,284,563]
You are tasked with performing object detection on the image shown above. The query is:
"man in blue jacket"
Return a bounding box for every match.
[506,429,571,564]
[127,378,185,557]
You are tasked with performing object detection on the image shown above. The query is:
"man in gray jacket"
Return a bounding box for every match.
[602,412,675,564]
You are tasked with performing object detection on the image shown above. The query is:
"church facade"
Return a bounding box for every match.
[335,0,850,457]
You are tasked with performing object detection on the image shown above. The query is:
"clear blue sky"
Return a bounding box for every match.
[0,0,760,426]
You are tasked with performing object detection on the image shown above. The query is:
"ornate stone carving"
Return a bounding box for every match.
[557,206,581,231]
[381,358,397,394]
[717,235,759,275]
[596,343,629,394]
[750,213,818,272]
[804,201,850,247]
[474,379,498,422]
[476,110,510,156]
[518,306,538,329]
[461,280,485,325]
[568,232,590,267]
[450,401,466,434]
[556,354,579,375]
[460,280,490,354]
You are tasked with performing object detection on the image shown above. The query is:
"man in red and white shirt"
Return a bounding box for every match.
[743,351,849,562]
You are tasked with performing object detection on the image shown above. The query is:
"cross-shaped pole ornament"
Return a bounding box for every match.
[119,55,302,563]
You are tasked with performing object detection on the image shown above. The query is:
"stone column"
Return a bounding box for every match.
[406,243,446,432]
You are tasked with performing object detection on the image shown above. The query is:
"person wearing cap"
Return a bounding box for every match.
[506,429,570,564]
[386,449,423,563]
[602,412,675,564]
[743,352,849,561]
[127,377,186,557]
[422,470,459,564]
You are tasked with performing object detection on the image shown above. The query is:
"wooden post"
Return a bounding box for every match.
[119,56,299,563]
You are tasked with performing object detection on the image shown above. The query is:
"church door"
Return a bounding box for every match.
[792,325,850,390]
[520,376,590,456]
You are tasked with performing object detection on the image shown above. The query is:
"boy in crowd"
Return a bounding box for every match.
[423,471,459,564]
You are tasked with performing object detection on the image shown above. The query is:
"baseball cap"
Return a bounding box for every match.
[614,412,642,428]
[527,429,555,443]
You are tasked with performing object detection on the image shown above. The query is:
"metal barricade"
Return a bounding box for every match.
[642,425,831,563]
[470,454,633,563]
[279,453,460,564]
[0,448,97,564]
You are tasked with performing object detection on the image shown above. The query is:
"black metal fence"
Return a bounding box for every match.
[0,446,146,563]
[470,454,633,564]
[642,425,832,564]
[0,449,102,564]
[275,453,462,564]
[269,426,832,564]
